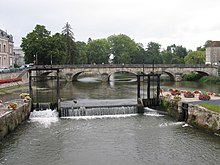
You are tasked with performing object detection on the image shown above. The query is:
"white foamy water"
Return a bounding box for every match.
[61,114,138,120]
[144,107,165,117]
[29,109,59,127]
[144,112,164,117]
[159,121,185,127]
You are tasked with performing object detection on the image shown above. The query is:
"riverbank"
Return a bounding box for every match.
[161,92,220,135]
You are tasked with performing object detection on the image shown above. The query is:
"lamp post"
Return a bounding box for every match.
[34,53,38,65]
[50,54,53,67]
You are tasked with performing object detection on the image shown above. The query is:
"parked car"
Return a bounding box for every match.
[0,68,5,72]
[0,67,10,73]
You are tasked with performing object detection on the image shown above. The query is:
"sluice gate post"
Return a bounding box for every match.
[137,72,161,113]
[29,66,61,114]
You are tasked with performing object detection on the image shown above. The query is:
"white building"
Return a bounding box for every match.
[14,47,25,66]
[206,41,220,65]
[0,29,14,68]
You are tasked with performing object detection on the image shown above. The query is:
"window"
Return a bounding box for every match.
[3,45,6,52]
[10,46,12,54]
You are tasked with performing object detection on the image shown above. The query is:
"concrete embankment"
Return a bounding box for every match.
[0,100,31,139]
[161,95,220,135]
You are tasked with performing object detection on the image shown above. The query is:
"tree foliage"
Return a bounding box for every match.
[62,22,78,64]
[184,51,205,64]
[145,42,162,64]
[21,25,51,64]
[75,41,88,64]
[86,39,110,64]
[161,44,187,64]
[108,34,138,64]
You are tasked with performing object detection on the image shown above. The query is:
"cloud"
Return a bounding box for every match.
[1,0,220,50]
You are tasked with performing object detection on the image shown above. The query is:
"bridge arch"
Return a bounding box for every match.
[108,71,137,82]
[72,72,84,81]
[182,71,209,80]
[194,71,209,76]
[161,71,175,81]
[65,72,85,81]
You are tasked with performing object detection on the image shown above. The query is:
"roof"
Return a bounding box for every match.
[207,41,220,47]
[0,29,13,42]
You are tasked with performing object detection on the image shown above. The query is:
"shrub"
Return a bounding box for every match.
[8,102,18,110]
[199,76,220,84]
[170,89,181,96]
[193,90,201,94]
[173,95,181,100]
[199,94,211,100]
[184,91,195,98]
[182,72,203,81]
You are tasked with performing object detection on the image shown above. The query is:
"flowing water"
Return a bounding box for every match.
[0,77,220,165]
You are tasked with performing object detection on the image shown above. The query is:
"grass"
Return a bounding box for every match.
[0,89,11,95]
[199,104,220,113]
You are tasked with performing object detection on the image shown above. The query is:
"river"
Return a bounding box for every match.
[0,76,220,165]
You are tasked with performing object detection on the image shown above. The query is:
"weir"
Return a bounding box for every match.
[60,105,137,117]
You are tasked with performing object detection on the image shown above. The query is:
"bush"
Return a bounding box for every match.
[184,91,195,98]
[199,76,220,84]
[182,72,203,81]
[169,89,181,96]
[199,94,211,100]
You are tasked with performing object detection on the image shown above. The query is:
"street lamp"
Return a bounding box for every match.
[34,53,38,65]
[50,54,53,66]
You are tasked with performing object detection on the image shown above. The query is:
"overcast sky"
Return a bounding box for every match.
[1,0,220,50]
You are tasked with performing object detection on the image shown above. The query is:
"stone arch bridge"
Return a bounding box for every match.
[33,64,219,82]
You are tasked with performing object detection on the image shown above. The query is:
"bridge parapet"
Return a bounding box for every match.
[26,64,218,82]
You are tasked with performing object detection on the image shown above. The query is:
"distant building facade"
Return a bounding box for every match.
[0,29,14,68]
[14,47,25,66]
[206,41,220,65]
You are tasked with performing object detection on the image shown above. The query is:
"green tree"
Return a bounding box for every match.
[62,22,78,64]
[86,39,110,64]
[184,51,205,64]
[145,42,162,64]
[131,43,146,64]
[161,49,173,64]
[108,34,138,64]
[75,41,88,64]
[161,44,188,64]
[21,24,51,64]
[48,33,67,64]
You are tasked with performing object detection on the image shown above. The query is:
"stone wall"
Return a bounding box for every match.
[0,101,31,139]
[187,104,220,134]
[161,97,220,135]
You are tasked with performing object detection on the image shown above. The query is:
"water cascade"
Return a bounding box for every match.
[60,105,138,117]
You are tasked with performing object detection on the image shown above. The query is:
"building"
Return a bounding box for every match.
[14,47,25,66]
[205,41,220,65]
[0,29,14,68]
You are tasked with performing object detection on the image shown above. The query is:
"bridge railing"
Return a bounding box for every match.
[40,64,211,69]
